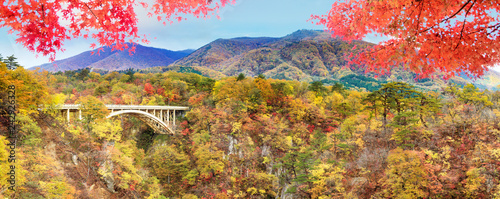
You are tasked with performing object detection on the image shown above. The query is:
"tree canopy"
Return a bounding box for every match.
[2,0,499,78]
[312,0,500,78]
[0,0,234,61]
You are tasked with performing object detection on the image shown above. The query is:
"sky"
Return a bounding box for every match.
[0,0,499,72]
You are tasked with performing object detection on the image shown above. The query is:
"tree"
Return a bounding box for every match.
[144,83,155,96]
[76,68,90,80]
[379,148,429,198]
[308,81,328,97]
[331,82,345,95]
[5,55,19,70]
[312,0,500,78]
[76,95,110,130]
[0,0,234,61]
[237,73,246,81]
[364,82,438,147]
[124,68,136,83]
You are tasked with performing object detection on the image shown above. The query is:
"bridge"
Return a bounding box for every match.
[56,104,189,134]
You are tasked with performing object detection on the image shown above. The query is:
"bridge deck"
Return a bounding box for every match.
[53,104,189,134]
[58,104,189,110]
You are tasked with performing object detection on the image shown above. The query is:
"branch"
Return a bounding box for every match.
[486,23,500,36]
[421,0,472,33]
[454,0,476,50]
[414,0,424,36]
[83,3,106,28]
[468,23,500,35]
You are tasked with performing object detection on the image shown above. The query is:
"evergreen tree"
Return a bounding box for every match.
[5,55,19,70]
[237,73,246,81]
[125,68,136,83]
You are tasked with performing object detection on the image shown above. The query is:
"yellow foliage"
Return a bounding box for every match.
[494,184,500,198]
[52,93,68,105]
[193,144,225,179]
[247,187,258,195]
[288,98,308,121]
[91,119,122,141]
[39,180,77,199]
[111,141,143,190]
[310,163,345,198]
[182,193,199,199]
[231,122,242,134]
[381,148,429,198]
[0,136,10,189]
[464,167,485,198]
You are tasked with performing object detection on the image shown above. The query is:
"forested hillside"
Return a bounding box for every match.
[29,30,500,91]
[1,63,500,198]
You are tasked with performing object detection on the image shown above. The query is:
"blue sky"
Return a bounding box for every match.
[0,0,499,72]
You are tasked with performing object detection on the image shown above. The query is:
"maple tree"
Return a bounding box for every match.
[0,0,234,61]
[312,0,500,78]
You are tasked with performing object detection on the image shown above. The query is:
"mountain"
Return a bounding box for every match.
[169,30,371,81]
[31,29,500,91]
[166,29,500,91]
[33,44,194,72]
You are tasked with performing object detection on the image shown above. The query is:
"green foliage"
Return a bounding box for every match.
[364,82,439,147]
[5,54,20,70]
[331,82,345,95]
[309,81,328,97]
[340,74,386,91]
[237,73,246,81]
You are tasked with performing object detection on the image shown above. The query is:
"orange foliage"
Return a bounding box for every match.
[312,0,500,78]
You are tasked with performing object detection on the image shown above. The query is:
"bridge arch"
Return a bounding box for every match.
[107,110,174,135]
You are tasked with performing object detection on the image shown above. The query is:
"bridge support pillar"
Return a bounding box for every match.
[173,110,176,130]
[67,109,70,122]
[79,110,82,120]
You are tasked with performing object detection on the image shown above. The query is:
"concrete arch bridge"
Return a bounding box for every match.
[57,104,189,134]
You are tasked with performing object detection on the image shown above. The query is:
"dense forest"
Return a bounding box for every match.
[1,62,500,198]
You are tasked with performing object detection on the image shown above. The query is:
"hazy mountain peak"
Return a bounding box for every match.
[32,44,193,72]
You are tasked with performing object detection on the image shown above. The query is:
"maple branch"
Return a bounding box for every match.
[41,4,45,23]
[425,47,433,58]
[420,0,472,33]
[414,0,424,36]
[454,0,476,50]
[468,23,500,35]
[486,23,500,36]
[402,1,417,25]
[83,3,106,28]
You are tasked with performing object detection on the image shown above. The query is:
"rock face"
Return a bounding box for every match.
[99,141,116,193]
[72,154,78,165]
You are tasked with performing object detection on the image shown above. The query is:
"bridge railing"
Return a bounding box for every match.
[57,104,189,110]
[52,104,189,134]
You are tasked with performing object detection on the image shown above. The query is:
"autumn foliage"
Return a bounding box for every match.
[2,60,500,198]
[312,0,500,78]
[0,0,234,61]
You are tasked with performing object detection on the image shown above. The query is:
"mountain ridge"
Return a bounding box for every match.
[32,44,194,72]
[31,30,500,90]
